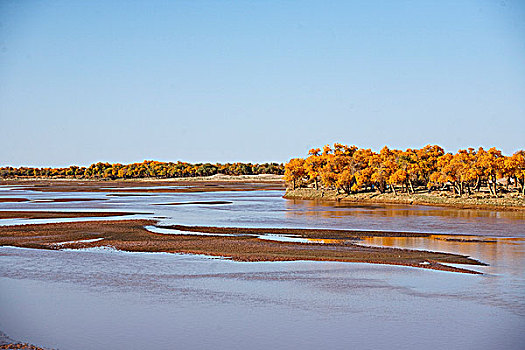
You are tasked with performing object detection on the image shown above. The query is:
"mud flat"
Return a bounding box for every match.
[0,175,285,193]
[0,211,138,220]
[0,220,486,274]
[284,188,525,211]
[0,198,29,203]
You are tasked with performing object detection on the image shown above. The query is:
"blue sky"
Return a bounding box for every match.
[1,0,524,167]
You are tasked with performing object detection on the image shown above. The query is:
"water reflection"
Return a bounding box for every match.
[284,199,525,237]
[359,235,525,276]
[357,235,525,316]
[286,199,525,220]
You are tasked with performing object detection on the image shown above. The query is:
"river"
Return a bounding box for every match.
[0,186,524,349]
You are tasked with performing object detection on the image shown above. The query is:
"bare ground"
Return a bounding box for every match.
[0,211,141,220]
[0,177,285,193]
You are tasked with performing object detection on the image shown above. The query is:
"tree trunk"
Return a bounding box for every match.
[488,182,494,196]
[456,181,463,196]
[475,176,481,192]
[408,179,415,194]
[391,184,397,195]
[292,179,296,190]
[314,178,318,190]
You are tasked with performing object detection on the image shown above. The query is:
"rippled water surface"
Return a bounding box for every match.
[0,186,524,349]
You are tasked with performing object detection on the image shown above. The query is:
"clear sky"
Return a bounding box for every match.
[1,0,524,167]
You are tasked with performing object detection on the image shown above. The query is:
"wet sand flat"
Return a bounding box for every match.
[0,211,137,220]
[0,220,485,274]
[0,198,29,203]
[0,178,285,193]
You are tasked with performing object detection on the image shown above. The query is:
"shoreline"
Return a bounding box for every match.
[0,219,486,274]
[284,188,525,211]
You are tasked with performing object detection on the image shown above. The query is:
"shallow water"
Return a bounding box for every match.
[1,246,524,350]
[1,188,524,237]
[0,187,524,349]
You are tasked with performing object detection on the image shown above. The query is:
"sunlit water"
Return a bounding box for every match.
[0,186,524,349]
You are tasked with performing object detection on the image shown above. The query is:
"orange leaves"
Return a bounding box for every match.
[504,151,525,194]
[285,143,522,197]
[308,148,321,156]
[284,158,307,190]
[505,151,525,179]
[284,158,306,179]
[1,161,286,179]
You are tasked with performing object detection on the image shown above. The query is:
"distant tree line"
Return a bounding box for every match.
[284,144,525,196]
[0,161,284,179]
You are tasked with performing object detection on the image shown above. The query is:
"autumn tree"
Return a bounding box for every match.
[475,147,504,196]
[305,148,323,190]
[505,151,525,195]
[284,158,306,190]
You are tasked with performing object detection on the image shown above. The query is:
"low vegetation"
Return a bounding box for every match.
[0,161,284,179]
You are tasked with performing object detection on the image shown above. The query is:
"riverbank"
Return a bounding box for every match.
[284,188,525,211]
[0,220,486,274]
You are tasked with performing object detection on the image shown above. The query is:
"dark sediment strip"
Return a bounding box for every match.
[0,220,486,274]
[0,198,29,203]
[0,211,139,220]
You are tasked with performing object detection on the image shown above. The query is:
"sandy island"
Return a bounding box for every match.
[0,220,486,274]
